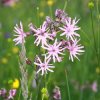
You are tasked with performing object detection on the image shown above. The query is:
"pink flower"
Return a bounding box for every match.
[29,21,53,46]
[91,81,98,92]
[2,0,18,7]
[34,55,55,75]
[13,21,26,45]
[8,89,16,99]
[42,39,65,63]
[53,86,61,100]
[60,17,80,41]
[66,39,84,62]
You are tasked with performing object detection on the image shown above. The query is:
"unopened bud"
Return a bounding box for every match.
[41,88,49,100]
[53,86,61,100]
[88,2,94,9]
[26,58,32,65]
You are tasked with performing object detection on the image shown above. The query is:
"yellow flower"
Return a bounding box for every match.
[47,0,54,6]
[1,57,8,64]
[96,67,100,74]
[12,79,20,89]
[12,47,19,54]
[39,12,44,18]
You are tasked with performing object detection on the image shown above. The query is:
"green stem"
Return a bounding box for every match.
[90,9,99,66]
[37,7,40,26]
[65,69,71,100]
[63,0,68,11]
[42,95,44,100]
[49,6,52,18]
[96,0,100,66]
[18,89,21,100]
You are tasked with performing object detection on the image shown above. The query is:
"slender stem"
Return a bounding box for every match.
[44,73,47,87]
[18,89,21,100]
[37,7,40,26]
[42,95,44,100]
[96,0,100,66]
[65,69,71,100]
[36,77,42,100]
[90,9,99,66]
[49,6,52,18]
[63,0,68,11]
[28,70,35,89]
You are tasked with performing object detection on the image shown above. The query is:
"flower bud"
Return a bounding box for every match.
[88,2,94,9]
[41,88,49,100]
[0,88,7,98]
[53,86,61,100]
[26,58,32,65]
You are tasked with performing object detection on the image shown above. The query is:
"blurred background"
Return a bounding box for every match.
[0,0,100,100]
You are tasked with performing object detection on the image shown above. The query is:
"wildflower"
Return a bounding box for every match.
[4,32,11,39]
[29,21,53,46]
[46,16,53,25]
[39,12,44,18]
[13,21,26,45]
[60,17,80,41]
[12,47,19,54]
[47,0,54,6]
[12,79,20,89]
[1,0,18,7]
[8,89,16,99]
[42,39,65,62]
[66,39,84,62]
[55,9,67,23]
[34,55,55,75]
[91,81,98,92]
[53,86,61,100]
[1,57,8,64]
[0,88,7,97]
[96,67,100,74]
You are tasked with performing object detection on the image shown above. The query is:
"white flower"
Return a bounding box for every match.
[66,39,84,62]
[60,17,80,41]
[42,39,65,63]
[34,55,55,75]
[29,21,53,46]
[13,21,26,45]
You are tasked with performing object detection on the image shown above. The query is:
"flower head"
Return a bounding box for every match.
[42,39,65,62]
[13,21,26,45]
[29,21,52,46]
[2,0,18,7]
[91,81,98,92]
[8,89,16,99]
[34,55,55,75]
[12,79,20,89]
[66,39,84,62]
[53,86,61,100]
[0,88,7,97]
[60,17,80,41]
[55,9,67,23]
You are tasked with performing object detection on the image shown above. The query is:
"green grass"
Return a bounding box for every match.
[0,0,100,100]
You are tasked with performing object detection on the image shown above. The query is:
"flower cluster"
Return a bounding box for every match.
[13,9,84,75]
[0,88,16,100]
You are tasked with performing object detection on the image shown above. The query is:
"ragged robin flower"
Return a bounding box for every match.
[60,17,80,41]
[13,21,26,45]
[34,55,55,75]
[66,39,84,62]
[29,21,53,46]
[42,39,65,62]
